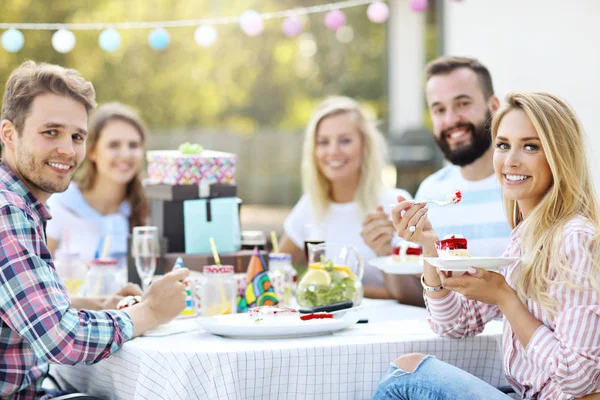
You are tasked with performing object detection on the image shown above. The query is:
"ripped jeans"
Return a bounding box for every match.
[372,355,512,400]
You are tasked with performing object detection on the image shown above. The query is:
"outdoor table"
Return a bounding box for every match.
[51,299,505,399]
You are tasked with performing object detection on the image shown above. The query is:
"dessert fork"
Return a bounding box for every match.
[389,190,462,209]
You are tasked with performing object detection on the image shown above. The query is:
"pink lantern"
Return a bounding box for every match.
[324,10,346,31]
[409,0,429,12]
[367,2,390,23]
[282,16,304,37]
[240,10,264,36]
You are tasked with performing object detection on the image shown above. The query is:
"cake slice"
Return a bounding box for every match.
[392,242,423,264]
[435,234,472,258]
[249,305,300,322]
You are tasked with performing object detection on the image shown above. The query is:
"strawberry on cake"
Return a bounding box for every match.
[435,234,472,258]
[445,190,462,204]
[392,241,423,264]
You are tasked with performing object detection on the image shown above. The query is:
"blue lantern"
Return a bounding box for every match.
[99,28,121,52]
[2,29,25,53]
[148,28,170,50]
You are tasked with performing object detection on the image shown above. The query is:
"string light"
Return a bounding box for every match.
[0,0,401,53]
[0,0,382,31]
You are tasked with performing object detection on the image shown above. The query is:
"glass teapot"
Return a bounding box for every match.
[296,243,364,308]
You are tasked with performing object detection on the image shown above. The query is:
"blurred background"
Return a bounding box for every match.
[1,0,598,231]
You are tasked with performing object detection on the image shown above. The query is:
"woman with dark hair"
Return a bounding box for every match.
[46,102,149,272]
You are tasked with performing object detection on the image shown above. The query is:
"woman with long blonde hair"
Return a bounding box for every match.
[374,91,600,399]
[279,96,412,299]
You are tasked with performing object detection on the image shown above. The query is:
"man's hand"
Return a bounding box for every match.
[143,268,190,326]
[101,283,144,310]
[361,205,395,256]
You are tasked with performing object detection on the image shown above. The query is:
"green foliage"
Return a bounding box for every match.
[0,0,387,134]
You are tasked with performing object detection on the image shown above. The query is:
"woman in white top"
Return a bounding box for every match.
[46,102,149,268]
[280,96,411,299]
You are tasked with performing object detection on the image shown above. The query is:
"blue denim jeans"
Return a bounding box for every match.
[373,355,512,400]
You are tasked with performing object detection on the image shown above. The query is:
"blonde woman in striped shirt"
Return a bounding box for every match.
[376,91,600,400]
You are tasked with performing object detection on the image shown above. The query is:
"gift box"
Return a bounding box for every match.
[147,150,236,186]
[145,183,237,201]
[146,183,238,252]
[184,197,242,254]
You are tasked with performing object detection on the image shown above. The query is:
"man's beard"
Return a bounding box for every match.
[16,145,73,195]
[436,110,493,167]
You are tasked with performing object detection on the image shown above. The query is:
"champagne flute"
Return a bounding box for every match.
[132,226,159,291]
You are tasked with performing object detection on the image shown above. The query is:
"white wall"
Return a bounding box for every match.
[443,0,600,196]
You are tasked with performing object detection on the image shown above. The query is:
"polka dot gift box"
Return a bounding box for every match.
[147,149,237,186]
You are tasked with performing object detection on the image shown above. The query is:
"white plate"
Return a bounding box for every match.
[369,256,423,275]
[424,257,519,272]
[196,310,361,339]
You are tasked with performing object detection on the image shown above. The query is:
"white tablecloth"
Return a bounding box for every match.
[51,299,505,400]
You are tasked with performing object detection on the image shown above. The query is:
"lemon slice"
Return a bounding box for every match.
[207,303,232,316]
[309,264,355,279]
[302,269,332,286]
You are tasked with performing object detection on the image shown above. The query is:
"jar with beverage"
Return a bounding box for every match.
[82,258,123,297]
[53,252,88,296]
[268,253,295,305]
[199,265,237,316]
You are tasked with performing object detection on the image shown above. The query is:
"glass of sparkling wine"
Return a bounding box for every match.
[132,226,160,291]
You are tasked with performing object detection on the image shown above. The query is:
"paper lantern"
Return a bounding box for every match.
[336,26,354,43]
[324,10,346,31]
[52,29,76,53]
[98,29,121,52]
[282,16,303,37]
[409,0,429,12]
[240,10,264,36]
[367,2,390,23]
[148,28,170,50]
[1,29,24,53]
[194,25,217,47]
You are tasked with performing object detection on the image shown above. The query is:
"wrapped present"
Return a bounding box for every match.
[183,197,242,254]
[147,150,236,186]
[237,248,278,313]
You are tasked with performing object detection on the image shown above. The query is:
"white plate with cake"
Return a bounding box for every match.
[424,256,519,272]
[196,305,361,339]
[369,257,423,275]
[425,234,519,272]
[369,241,424,275]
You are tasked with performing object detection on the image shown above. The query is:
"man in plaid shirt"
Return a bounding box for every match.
[0,61,190,399]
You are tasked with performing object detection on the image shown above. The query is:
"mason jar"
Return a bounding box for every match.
[199,265,237,316]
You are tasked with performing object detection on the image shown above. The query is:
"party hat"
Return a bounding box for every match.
[238,247,278,312]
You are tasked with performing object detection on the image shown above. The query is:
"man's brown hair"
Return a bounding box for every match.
[425,56,495,99]
[1,60,97,135]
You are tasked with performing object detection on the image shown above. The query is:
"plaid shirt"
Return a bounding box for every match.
[0,163,134,399]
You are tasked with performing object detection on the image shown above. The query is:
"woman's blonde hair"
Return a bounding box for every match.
[77,102,149,231]
[301,96,387,220]
[491,91,600,313]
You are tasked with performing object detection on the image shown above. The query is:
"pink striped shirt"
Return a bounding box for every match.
[426,215,600,399]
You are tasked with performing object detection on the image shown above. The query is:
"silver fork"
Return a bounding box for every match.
[388,199,453,209]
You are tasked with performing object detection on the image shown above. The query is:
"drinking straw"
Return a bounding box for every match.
[101,235,112,259]
[209,237,221,266]
[64,227,70,255]
[270,231,279,254]
[209,238,228,306]
[94,235,111,296]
